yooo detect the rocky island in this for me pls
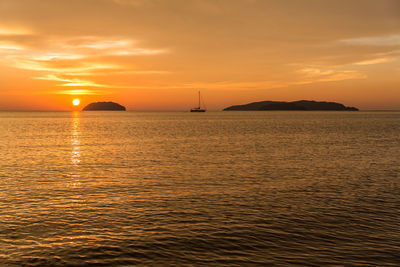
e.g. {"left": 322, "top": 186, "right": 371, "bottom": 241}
{"left": 223, "top": 100, "right": 358, "bottom": 111}
{"left": 82, "top": 101, "right": 126, "bottom": 111}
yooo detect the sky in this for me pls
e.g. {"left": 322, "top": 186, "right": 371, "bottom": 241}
{"left": 0, "top": 0, "right": 399, "bottom": 110}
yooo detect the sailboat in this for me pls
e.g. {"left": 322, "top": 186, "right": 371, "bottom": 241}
{"left": 190, "top": 91, "right": 206, "bottom": 112}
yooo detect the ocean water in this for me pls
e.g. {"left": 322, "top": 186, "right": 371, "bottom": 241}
{"left": 0, "top": 111, "right": 399, "bottom": 266}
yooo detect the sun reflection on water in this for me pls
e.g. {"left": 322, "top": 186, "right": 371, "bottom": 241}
{"left": 70, "top": 111, "right": 81, "bottom": 188}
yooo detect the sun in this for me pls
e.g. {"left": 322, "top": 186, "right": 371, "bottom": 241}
{"left": 72, "top": 98, "right": 80, "bottom": 106}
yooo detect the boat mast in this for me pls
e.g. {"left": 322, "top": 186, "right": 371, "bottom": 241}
{"left": 198, "top": 91, "right": 201, "bottom": 109}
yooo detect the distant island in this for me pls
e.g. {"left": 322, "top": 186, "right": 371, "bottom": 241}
{"left": 82, "top": 102, "right": 126, "bottom": 111}
{"left": 223, "top": 100, "right": 358, "bottom": 111}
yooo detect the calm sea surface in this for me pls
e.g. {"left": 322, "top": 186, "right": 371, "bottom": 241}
{"left": 0, "top": 111, "right": 399, "bottom": 266}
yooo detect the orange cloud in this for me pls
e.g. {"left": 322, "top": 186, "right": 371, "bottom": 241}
{"left": 353, "top": 57, "right": 393, "bottom": 66}
{"left": 0, "top": 35, "right": 169, "bottom": 95}
{"left": 0, "top": 26, "right": 32, "bottom": 36}
{"left": 340, "top": 35, "right": 400, "bottom": 46}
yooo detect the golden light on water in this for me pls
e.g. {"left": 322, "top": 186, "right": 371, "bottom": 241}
{"left": 70, "top": 111, "right": 81, "bottom": 189}
{"left": 72, "top": 99, "right": 80, "bottom": 106}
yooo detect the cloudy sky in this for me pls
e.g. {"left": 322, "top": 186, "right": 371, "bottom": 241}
{"left": 0, "top": 0, "right": 399, "bottom": 110}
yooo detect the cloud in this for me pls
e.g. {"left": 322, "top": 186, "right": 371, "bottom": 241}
{"left": 9, "top": 58, "right": 120, "bottom": 74}
{"left": 0, "top": 34, "right": 169, "bottom": 93}
{"left": 0, "top": 26, "right": 32, "bottom": 36}
{"left": 131, "top": 66, "right": 366, "bottom": 91}
{"left": 30, "top": 89, "right": 112, "bottom": 95}
{"left": 340, "top": 35, "right": 400, "bottom": 46}
{"left": 353, "top": 57, "right": 393, "bottom": 66}
{"left": 110, "top": 48, "right": 168, "bottom": 56}
{"left": 33, "top": 74, "right": 109, "bottom": 87}
{"left": 101, "top": 70, "right": 170, "bottom": 75}
{"left": 0, "top": 36, "right": 169, "bottom": 61}
{"left": 298, "top": 67, "right": 366, "bottom": 83}
{"left": 0, "top": 41, "right": 24, "bottom": 50}
{"left": 74, "top": 39, "right": 132, "bottom": 50}
{"left": 54, "top": 89, "right": 113, "bottom": 95}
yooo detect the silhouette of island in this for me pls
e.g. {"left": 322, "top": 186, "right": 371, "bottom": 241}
{"left": 82, "top": 102, "right": 126, "bottom": 111}
{"left": 224, "top": 100, "right": 358, "bottom": 111}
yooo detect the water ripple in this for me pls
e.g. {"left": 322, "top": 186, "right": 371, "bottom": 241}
{"left": 0, "top": 111, "right": 399, "bottom": 266}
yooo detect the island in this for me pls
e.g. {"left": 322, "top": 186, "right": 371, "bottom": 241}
{"left": 82, "top": 101, "right": 126, "bottom": 111}
{"left": 223, "top": 100, "right": 358, "bottom": 111}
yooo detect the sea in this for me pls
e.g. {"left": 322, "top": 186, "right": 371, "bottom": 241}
{"left": 0, "top": 111, "right": 399, "bottom": 266}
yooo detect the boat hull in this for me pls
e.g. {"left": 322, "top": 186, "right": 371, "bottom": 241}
{"left": 190, "top": 109, "right": 206, "bottom": 112}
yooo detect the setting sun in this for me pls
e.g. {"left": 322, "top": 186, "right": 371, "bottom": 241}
{"left": 72, "top": 99, "right": 80, "bottom": 106}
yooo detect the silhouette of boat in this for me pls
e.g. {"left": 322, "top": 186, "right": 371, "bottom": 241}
{"left": 190, "top": 91, "right": 206, "bottom": 112}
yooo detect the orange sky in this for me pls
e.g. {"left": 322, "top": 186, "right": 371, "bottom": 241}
{"left": 0, "top": 0, "right": 399, "bottom": 110}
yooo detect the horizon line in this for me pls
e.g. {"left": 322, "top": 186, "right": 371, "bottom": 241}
{"left": 1, "top": 109, "right": 400, "bottom": 112}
